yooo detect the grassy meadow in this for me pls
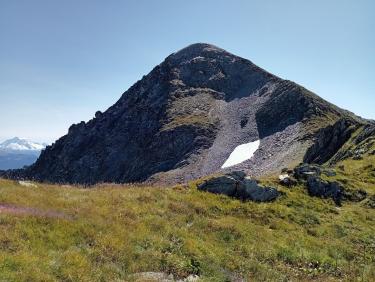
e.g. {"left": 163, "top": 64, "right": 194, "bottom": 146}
{"left": 0, "top": 153, "right": 374, "bottom": 281}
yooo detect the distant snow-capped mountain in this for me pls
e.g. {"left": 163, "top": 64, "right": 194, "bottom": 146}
{"left": 0, "top": 137, "right": 46, "bottom": 152}
{"left": 0, "top": 137, "right": 47, "bottom": 170}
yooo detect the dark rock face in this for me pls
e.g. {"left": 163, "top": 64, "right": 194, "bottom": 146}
{"left": 354, "top": 124, "right": 375, "bottom": 145}
{"left": 328, "top": 123, "right": 375, "bottom": 163}
{"left": 8, "top": 43, "right": 367, "bottom": 184}
{"left": 304, "top": 119, "right": 357, "bottom": 164}
{"left": 255, "top": 82, "right": 338, "bottom": 138}
{"left": 306, "top": 177, "right": 343, "bottom": 206}
{"left": 198, "top": 172, "right": 280, "bottom": 202}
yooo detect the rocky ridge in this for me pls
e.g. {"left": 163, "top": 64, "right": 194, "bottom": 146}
{"left": 3, "top": 43, "right": 371, "bottom": 185}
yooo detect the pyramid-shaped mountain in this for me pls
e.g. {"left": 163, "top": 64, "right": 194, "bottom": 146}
{"left": 17, "top": 43, "right": 367, "bottom": 184}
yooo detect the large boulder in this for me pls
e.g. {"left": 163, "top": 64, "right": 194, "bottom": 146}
{"left": 240, "top": 178, "right": 280, "bottom": 202}
{"left": 197, "top": 174, "right": 240, "bottom": 196}
{"left": 306, "top": 176, "right": 343, "bottom": 206}
{"left": 294, "top": 163, "right": 322, "bottom": 180}
{"left": 198, "top": 171, "right": 280, "bottom": 202}
{"left": 294, "top": 163, "right": 336, "bottom": 180}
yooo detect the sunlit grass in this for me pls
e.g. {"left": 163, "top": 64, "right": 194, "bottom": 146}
{"left": 0, "top": 165, "right": 374, "bottom": 282}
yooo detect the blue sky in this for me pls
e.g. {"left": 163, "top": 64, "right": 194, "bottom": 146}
{"left": 0, "top": 0, "right": 374, "bottom": 143}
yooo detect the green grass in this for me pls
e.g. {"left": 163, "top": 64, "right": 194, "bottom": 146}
{"left": 326, "top": 137, "right": 375, "bottom": 193}
{"left": 0, "top": 140, "right": 374, "bottom": 281}
{"left": 0, "top": 166, "right": 374, "bottom": 282}
{"left": 162, "top": 113, "right": 214, "bottom": 131}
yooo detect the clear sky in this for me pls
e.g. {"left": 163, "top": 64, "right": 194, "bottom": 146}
{"left": 0, "top": 0, "right": 374, "bottom": 143}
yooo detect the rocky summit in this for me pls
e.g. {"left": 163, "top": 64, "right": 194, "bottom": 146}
{"left": 8, "top": 43, "right": 371, "bottom": 184}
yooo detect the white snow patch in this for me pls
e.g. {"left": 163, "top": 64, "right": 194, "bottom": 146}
{"left": 221, "top": 140, "right": 260, "bottom": 169}
{"left": 28, "top": 142, "right": 45, "bottom": 150}
{"left": 6, "top": 143, "right": 29, "bottom": 150}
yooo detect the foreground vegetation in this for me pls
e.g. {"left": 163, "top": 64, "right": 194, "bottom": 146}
{"left": 0, "top": 154, "right": 374, "bottom": 281}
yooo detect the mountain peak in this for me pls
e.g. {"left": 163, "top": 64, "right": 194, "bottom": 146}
{"left": 168, "top": 43, "right": 231, "bottom": 63}
{"left": 0, "top": 137, "right": 46, "bottom": 151}
{"left": 6, "top": 137, "right": 23, "bottom": 143}
{"left": 13, "top": 45, "right": 366, "bottom": 185}
{"left": 175, "top": 43, "right": 225, "bottom": 54}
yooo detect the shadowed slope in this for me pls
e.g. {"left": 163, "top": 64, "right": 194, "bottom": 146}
{"left": 6, "top": 43, "right": 367, "bottom": 184}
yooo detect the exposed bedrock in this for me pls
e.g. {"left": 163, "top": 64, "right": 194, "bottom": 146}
{"left": 291, "top": 163, "right": 369, "bottom": 206}
{"left": 198, "top": 171, "right": 280, "bottom": 202}
{"left": 303, "top": 118, "right": 358, "bottom": 164}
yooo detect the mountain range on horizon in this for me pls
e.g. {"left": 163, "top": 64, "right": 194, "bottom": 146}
{"left": 0, "top": 137, "right": 46, "bottom": 170}
{"left": 0, "top": 137, "right": 47, "bottom": 151}
{"left": 2, "top": 43, "right": 374, "bottom": 184}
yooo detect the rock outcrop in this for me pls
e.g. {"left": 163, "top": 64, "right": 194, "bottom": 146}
{"left": 303, "top": 118, "right": 357, "bottom": 164}
{"left": 198, "top": 171, "right": 280, "bottom": 202}
{"left": 330, "top": 123, "right": 375, "bottom": 163}
{"left": 290, "top": 163, "right": 370, "bottom": 206}
{"left": 306, "top": 177, "right": 343, "bottom": 206}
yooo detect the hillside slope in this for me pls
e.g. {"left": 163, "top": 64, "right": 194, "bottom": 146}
{"left": 0, "top": 122, "right": 374, "bottom": 281}
{"left": 10, "top": 43, "right": 367, "bottom": 184}
{"left": 0, "top": 148, "right": 374, "bottom": 281}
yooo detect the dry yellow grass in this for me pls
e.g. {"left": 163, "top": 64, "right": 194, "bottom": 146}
{"left": 0, "top": 162, "right": 374, "bottom": 282}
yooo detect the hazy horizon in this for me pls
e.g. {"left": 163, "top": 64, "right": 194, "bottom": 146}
{"left": 1, "top": 0, "right": 374, "bottom": 143}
